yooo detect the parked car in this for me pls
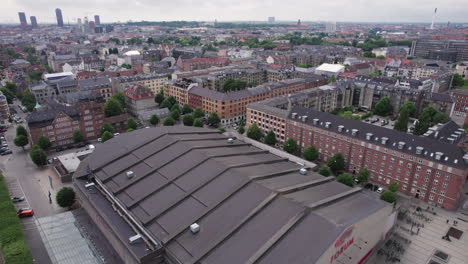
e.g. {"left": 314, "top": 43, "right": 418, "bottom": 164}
{"left": 11, "top": 196, "right": 25, "bottom": 202}
{"left": 0, "top": 147, "right": 9, "bottom": 153}
{"left": 113, "top": 133, "right": 120, "bottom": 137}
{"left": 17, "top": 208, "right": 34, "bottom": 218}
{"left": 364, "top": 183, "right": 374, "bottom": 190}
{"left": 97, "top": 138, "right": 102, "bottom": 142}
{"left": 376, "top": 187, "right": 384, "bottom": 194}
{"left": 1, "top": 149, "right": 12, "bottom": 155}
{"left": 0, "top": 129, "right": 7, "bottom": 132}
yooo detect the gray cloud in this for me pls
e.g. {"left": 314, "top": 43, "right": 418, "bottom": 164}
{"left": 1, "top": 0, "right": 467, "bottom": 24}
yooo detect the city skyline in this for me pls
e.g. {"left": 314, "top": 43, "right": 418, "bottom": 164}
{"left": 1, "top": 0, "right": 468, "bottom": 24}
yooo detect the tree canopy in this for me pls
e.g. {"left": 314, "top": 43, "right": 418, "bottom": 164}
{"left": 101, "top": 131, "right": 114, "bottom": 142}
{"left": 111, "top": 92, "right": 126, "bottom": 109}
{"left": 126, "top": 118, "right": 138, "bottom": 130}
{"left": 388, "top": 182, "right": 399, "bottom": 192}
{"left": 246, "top": 124, "right": 262, "bottom": 140}
{"left": 37, "top": 136, "right": 51, "bottom": 150}
{"left": 104, "top": 98, "right": 123, "bottom": 117}
{"left": 100, "top": 123, "right": 114, "bottom": 135}
{"left": 16, "top": 125, "right": 28, "bottom": 137}
{"left": 413, "top": 106, "right": 450, "bottom": 135}
{"left": 223, "top": 79, "right": 248, "bottom": 92}
{"left": 327, "top": 153, "right": 345, "bottom": 173}
{"left": 373, "top": 97, "right": 393, "bottom": 116}
{"left": 73, "top": 130, "right": 84, "bottom": 143}
{"left": 14, "top": 135, "right": 28, "bottom": 149}
{"left": 21, "top": 89, "right": 36, "bottom": 112}
{"left": 183, "top": 114, "right": 194, "bottom": 126}
{"left": 357, "top": 168, "right": 370, "bottom": 184}
{"left": 319, "top": 165, "right": 332, "bottom": 176}
{"left": 264, "top": 131, "right": 277, "bottom": 146}
{"left": 193, "top": 118, "right": 203, "bottom": 127}
{"left": 155, "top": 91, "right": 165, "bottom": 105}
{"left": 170, "top": 109, "right": 180, "bottom": 120}
{"left": 163, "top": 116, "right": 175, "bottom": 126}
{"left": 182, "top": 104, "right": 192, "bottom": 114}
{"left": 283, "top": 138, "right": 298, "bottom": 154}
{"left": 56, "top": 187, "right": 76, "bottom": 208}
{"left": 150, "top": 114, "right": 160, "bottom": 126}
{"left": 303, "top": 146, "right": 319, "bottom": 161}
{"left": 380, "top": 191, "right": 397, "bottom": 203}
{"left": 30, "top": 145, "right": 47, "bottom": 166}
{"left": 193, "top": 108, "right": 205, "bottom": 119}
{"left": 207, "top": 112, "right": 220, "bottom": 127}
{"left": 452, "top": 73, "right": 464, "bottom": 87}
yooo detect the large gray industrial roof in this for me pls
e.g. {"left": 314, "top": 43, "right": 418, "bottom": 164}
{"left": 76, "top": 127, "right": 388, "bottom": 264}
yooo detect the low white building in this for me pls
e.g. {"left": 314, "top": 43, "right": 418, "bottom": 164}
{"left": 315, "top": 63, "right": 345, "bottom": 77}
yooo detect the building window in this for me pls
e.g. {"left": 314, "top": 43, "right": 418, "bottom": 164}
{"left": 438, "top": 197, "right": 444, "bottom": 204}
{"left": 429, "top": 194, "right": 435, "bottom": 201}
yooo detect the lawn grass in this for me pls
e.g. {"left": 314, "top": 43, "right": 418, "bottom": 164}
{"left": 0, "top": 174, "right": 33, "bottom": 264}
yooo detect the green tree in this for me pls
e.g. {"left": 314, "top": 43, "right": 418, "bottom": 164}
{"left": 183, "top": 114, "right": 194, "bottom": 126}
{"left": 111, "top": 92, "right": 126, "bottom": 108}
{"left": 150, "top": 114, "right": 160, "bottom": 126}
{"left": 328, "top": 75, "right": 337, "bottom": 84}
{"left": 193, "top": 118, "right": 203, "bottom": 127}
{"left": 388, "top": 182, "right": 400, "bottom": 192}
{"left": 238, "top": 125, "right": 245, "bottom": 134}
{"left": 223, "top": 78, "right": 248, "bottom": 92}
{"left": 373, "top": 97, "right": 393, "bottom": 116}
{"left": 400, "top": 102, "right": 416, "bottom": 117}
{"left": 452, "top": 73, "right": 465, "bottom": 87}
{"left": 319, "top": 165, "right": 332, "bottom": 176}
{"left": 0, "top": 88, "right": 14, "bottom": 104}
{"left": 193, "top": 108, "right": 205, "bottom": 119}
{"left": 100, "top": 123, "right": 114, "bottom": 135}
{"left": 357, "top": 168, "right": 370, "bottom": 184}
{"left": 29, "top": 145, "right": 47, "bottom": 166}
{"left": 170, "top": 109, "right": 180, "bottom": 120}
{"left": 264, "top": 130, "right": 277, "bottom": 145}
{"left": 380, "top": 191, "right": 397, "bottom": 203}
{"left": 21, "top": 89, "right": 36, "bottom": 112}
{"left": 163, "top": 116, "right": 175, "bottom": 126}
{"left": 37, "top": 136, "right": 51, "bottom": 150}
{"left": 5, "top": 81, "right": 17, "bottom": 94}
{"left": 246, "top": 124, "right": 262, "bottom": 140}
{"left": 73, "top": 130, "right": 84, "bottom": 143}
{"left": 127, "top": 128, "right": 134, "bottom": 132}
{"left": 337, "top": 173, "right": 355, "bottom": 187}
{"left": 155, "top": 91, "right": 165, "bottom": 105}
{"left": 104, "top": 98, "right": 123, "bottom": 117}
{"left": 413, "top": 120, "right": 429, "bottom": 136}
{"left": 16, "top": 125, "right": 28, "bottom": 137}
{"left": 126, "top": 118, "right": 138, "bottom": 130}
{"left": 303, "top": 146, "right": 319, "bottom": 161}
{"left": 170, "top": 104, "right": 180, "bottom": 112}
{"left": 160, "top": 98, "right": 173, "bottom": 109}
{"left": 327, "top": 153, "right": 345, "bottom": 173}
{"left": 14, "top": 135, "right": 28, "bottom": 149}
{"left": 394, "top": 110, "right": 409, "bottom": 132}
{"left": 283, "top": 138, "right": 298, "bottom": 154}
{"left": 101, "top": 131, "right": 114, "bottom": 142}
{"left": 182, "top": 104, "right": 192, "bottom": 114}
{"left": 207, "top": 112, "right": 220, "bottom": 127}
{"left": 56, "top": 187, "right": 76, "bottom": 208}
{"left": 167, "top": 96, "right": 177, "bottom": 106}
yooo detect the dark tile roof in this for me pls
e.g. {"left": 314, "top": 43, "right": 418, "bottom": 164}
{"left": 289, "top": 107, "right": 467, "bottom": 168}
{"left": 26, "top": 102, "right": 80, "bottom": 128}
{"left": 78, "top": 77, "right": 111, "bottom": 91}
{"left": 75, "top": 127, "right": 388, "bottom": 264}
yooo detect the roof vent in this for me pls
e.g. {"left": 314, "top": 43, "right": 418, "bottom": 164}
{"left": 227, "top": 138, "right": 234, "bottom": 144}
{"left": 302, "top": 115, "right": 308, "bottom": 122}
{"left": 325, "top": 122, "right": 331, "bottom": 128}
{"left": 299, "top": 168, "right": 307, "bottom": 175}
{"left": 454, "top": 159, "right": 458, "bottom": 164}
{"left": 351, "top": 129, "right": 358, "bottom": 136}
{"left": 435, "top": 152, "right": 443, "bottom": 160}
{"left": 190, "top": 223, "right": 200, "bottom": 234}
{"left": 397, "top": 142, "right": 406, "bottom": 150}
{"left": 313, "top": 118, "right": 319, "bottom": 125}
{"left": 338, "top": 125, "right": 344, "bottom": 132}
{"left": 447, "top": 137, "right": 455, "bottom": 144}
{"left": 291, "top": 113, "right": 298, "bottom": 119}
{"left": 366, "top": 133, "right": 373, "bottom": 140}
{"left": 415, "top": 146, "right": 424, "bottom": 155}
{"left": 129, "top": 234, "right": 142, "bottom": 244}
{"left": 126, "top": 171, "right": 135, "bottom": 179}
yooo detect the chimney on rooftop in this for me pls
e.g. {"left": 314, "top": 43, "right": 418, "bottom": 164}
{"left": 435, "top": 152, "right": 443, "bottom": 160}
{"left": 291, "top": 113, "right": 298, "bottom": 119}
{"left": 338, "top": 125, "right": 344, "bottom": 132}
{"left": 351, "top": 129, "right": 358, "bottom": 136}
{"left": 313, "top": 118, "right": 319, "bottom": 125}
{"left": 381, "top": 137, "right": 388, "bottom": 145}
{"left": 366, "top": 133, "right": 373, "bottom": 140}
{"left": 416, "top": 146, "right": 424, "bottom": 154}
{"left": 397, "top": 142, "right": 406, "bottom": 150}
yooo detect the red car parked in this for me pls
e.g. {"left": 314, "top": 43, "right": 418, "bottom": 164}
{"left": 17, "top": 208, "right": 34, "bottom": 218}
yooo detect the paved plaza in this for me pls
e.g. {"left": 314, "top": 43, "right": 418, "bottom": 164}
{"left": 371, "top": 198, "right": 468, "bottom": 264}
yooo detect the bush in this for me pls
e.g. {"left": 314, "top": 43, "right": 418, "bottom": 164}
{"left": 303, "top": 146, "right": 319, "bottom": 161}
{"left": 0, "top": 174, "right": 33, "bottom": 264}
{"left": 283, "top": 138, "right": 297, "bottom": 154}
{"left": 207, "top": 112, "right": 220, "bottom": 127}
{"left": 193, "top": 108, "right": 205, "bottom": 119}
{"left": 170, "top": 109, "right": 180, "bottom": 120}
{"left": 163, "top": 116, "right": 175, "bottom": 126}
{"left": 336, "top": 173, "right": 355, "bottom": 187}
{"left": 182, "top": 104, "right": 192, "bottom": 114}
{"left": 126, "top": 118, "right": 138, "bottom": 130}
{"left": 246, "top": 124, "right": 262, "bottom": 140}
{"left": 56, "top": 187, "right": 76, "bottom": 208}
{"left": 193, "top": 118, "right": 203, "bottom": 127}
{"left": 388, "top": 182, "right": 399, "bottom": 192}
{"left": 183, "top": 114, "right": 194, "bottom": 126}
{"left": 101, "top": 131, "right": 113, "bottom": 142}
{"left": 319, "top": 165, "right": 332, "bottom": 176}
{"left": 150, "top": 114, "right": 160, "bottom": 126}
{"left": 380, "top": 191, "right": 397, "bottom": 203}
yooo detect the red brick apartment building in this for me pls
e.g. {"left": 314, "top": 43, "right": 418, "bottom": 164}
{"left": 27, "top": 97, "right": 128, "bottom": 147}
{"left": 287, "top": 107, "right": 467, "bottom": 210}
{"left": 176, "top": 57, "right": 230, "bottom": 71}
{"left": 247, "top": 105, "right": 468, "bottom": 210}
{"left": 165, "top": 76, "right": 327, "bottom": 124}
{"left": 450, "top": 89, "right": 468, "bottom": 126}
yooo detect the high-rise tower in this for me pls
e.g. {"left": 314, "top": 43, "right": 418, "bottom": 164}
{"left": 18, "top": 12, "right": 27, "bottom": 28}
{"left": 30, "top": 16, "right": 38, "bottom": 28}
{"left": 56, "top": 8, "right": 64, "bottom": 27}
{"left": 430, "top": 8, "right": 437, "bottom": 30}
{"left": 94, "top": 15, "right": 101, "bottom": 25}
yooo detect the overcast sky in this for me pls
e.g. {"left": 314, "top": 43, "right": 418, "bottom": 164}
{"left": 2, "top": 0, "right": 468, "bottom": 24}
